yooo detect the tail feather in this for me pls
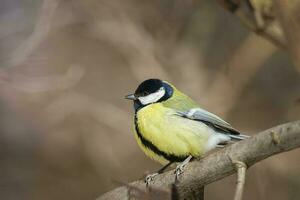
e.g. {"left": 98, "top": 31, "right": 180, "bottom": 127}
{"left": 229, "top": 134, "right": 250, "bottom": 141}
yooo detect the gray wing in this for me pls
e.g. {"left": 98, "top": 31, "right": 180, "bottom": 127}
{"left": 176, "top": 108, "right": 248, "bottom": 139}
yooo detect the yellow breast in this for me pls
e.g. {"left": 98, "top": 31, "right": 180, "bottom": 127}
{"left": 134, "top": 103, "right": 210, "bottom": 164}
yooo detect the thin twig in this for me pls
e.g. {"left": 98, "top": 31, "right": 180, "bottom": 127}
{"left": 10, "top": 0, "right": 60, "bottom": 67}
{"left": 216, "top": 0, "right": 286, "bottom": 48}
{"left": 273, "top": 0, "right": 300, "bottom": 73}
{"left": 233, "top": 161, "right": 247, "bottom": 200}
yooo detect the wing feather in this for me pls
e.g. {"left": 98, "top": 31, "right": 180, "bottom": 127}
{"left": 176, "top": 108, "right": 241, "bottom": 136}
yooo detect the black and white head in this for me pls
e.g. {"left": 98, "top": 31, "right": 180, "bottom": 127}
{"left": 125, "top": 79, "right": 173, "bottom": 110}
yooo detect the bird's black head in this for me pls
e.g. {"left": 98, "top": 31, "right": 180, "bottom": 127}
{"left": 135, "top": 79, "right": 164, "bottom": 97}
{"left": 125, "top": 79, "right": 173, "bottom": 110}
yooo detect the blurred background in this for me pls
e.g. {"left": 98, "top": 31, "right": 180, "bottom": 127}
{"left": 0, "top": 0, "right": 299, "bottom": 199}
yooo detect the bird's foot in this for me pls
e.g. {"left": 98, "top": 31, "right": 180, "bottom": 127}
{"left": 174, "top": 155, "right": 193, "bottom": 181}
{"left": 145, "top": 173, "right": 158, "bottom": 186}
{"left": 174, "top": 162, "right": 187, "bottom": 180}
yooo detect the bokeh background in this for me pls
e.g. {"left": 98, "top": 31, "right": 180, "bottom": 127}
{"left": 0, "top": 0, "right": 299, "bottom": 199}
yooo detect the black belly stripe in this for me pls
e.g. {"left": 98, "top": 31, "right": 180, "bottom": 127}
{"left": 134, "top": 114, "right": 187, "bottom": 162}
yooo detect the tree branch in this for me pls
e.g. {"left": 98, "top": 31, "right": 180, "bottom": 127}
{"left": 97, "top": 121, "right": 300, "bottom": 200}
{"left": 216, "top": 0, "right": 286, "bottom": 48}
{"left": 273, "top": 0, "right": 300, "bottom": 73}
{"left": 233, "top": 161, "right": 247, "bottom": 200}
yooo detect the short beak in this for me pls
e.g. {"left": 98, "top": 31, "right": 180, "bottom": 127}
{"left": 125, "top": 94, "right": 137, "bottom": 100}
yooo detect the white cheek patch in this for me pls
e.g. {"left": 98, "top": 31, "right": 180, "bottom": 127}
{"left": 138, "top": 87, "right": 165, "bottom": 105}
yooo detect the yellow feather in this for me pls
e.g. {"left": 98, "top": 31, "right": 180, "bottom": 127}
{"left": 162, "top": 82, "right": 198, "bottom": 111}
{"left": 134, "top": 103, "right": 211, "bottom": 164}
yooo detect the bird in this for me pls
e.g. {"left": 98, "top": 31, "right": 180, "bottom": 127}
{"left": 125, "top": 78, "right": 249, "bottom": 184}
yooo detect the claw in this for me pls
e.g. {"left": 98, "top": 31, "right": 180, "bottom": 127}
{"left": 145, "top": 173, "right": 158, "bottom": 186}
{"left": 174, "top": 162, "right": 187, "bottom": 180}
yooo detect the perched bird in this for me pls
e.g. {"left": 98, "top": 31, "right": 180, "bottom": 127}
{"left": 125, "top": 79, "right": 249, "bottom": 184}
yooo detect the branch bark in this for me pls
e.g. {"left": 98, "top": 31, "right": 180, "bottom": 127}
{"left": 97, "top": 120, "right": 300, "bottom": 200}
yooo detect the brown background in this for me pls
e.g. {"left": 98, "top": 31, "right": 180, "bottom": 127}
{"left": 0, "top": 0, "right": 299, "bottom": 199}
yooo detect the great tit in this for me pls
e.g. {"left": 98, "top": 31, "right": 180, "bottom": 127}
{"left": 125, "top": 79, "right": 249, "bottom": 184}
